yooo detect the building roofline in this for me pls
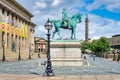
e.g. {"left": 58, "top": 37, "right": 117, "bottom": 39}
{"left": 13, "top": 0, "right": 33, "bottom": 17}
{"left": 34, "top": 37, "right": 47, "bottom": 42}
{"left": 112, "top": 34, "right": 120, "bottom": 37}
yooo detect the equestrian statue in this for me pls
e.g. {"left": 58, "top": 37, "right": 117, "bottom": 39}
{"left": 50, "top": 9, "right": 82, "bottom": 40}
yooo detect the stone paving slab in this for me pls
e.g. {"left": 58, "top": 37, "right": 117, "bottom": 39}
{"left": 96, "top": 75, "right": 112, "bottom": 80}
{"left": 81, "top": 75, "right": 96, "bottom": 80}
{"left": 1, "top": 74, "right": 120, "bottom": 80}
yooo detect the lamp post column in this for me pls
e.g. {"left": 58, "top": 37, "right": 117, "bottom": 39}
{"left": 47, "top": 30, "right": 50, "bottom": 61}
{"left": 43, "top": 18, "right": 54, "bottom": 76}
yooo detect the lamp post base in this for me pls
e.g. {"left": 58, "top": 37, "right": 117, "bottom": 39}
{"left": 43, "top": 61, "right": 54, "bottom": 76}
{"left": 43, "top": 68, "right": 54, "bottom": 76}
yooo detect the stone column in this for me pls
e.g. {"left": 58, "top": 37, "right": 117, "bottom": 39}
{"left": 6, "top": 11, "right": 11, "bottom": 49}
{"left": 13, "top": 14, "right": 15, "bottom": 48}
{"left": 8, "top": 12, "right": 12, "bottom": 49}
{"left": 28, "top": 24, "right": 31, "bottom": 52}
{"left": 0, "top": 5, "right": 2, "bottom": 48}
{"left": 26, "top": 23, "right": 29, "bottom": 50}
{"left": 15, "top": 16, "right": 18, "bottom": 49}
{"left": 20, "top": 19, "right": 22, "bottom": 49}
{"left": 23, "top": 22, "right": 25, "bottom": 49}
{"left": 85, "top": 14, "right": 89, "bottom": 42}
{"left": 29, "top": 27, "right": 32, "bottom": 46}
{"left": 4, "top": 8, "right": 7, "bottom": 48}
{"left": 24, "top": 22, "right": 27, "bottom": 50}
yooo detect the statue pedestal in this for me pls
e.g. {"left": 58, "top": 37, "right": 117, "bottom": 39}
{"left": 50, "top": 40, "right": 83, "bottom": 66}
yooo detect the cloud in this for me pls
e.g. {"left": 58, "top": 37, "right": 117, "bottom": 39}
{"left": 34, "top": 25, "right": 47, "bottom": 37}
{"left": 33, "top": 1, "right": 47, "bottom": 9}
{"left": 33, "top": 7, "right": 120, "bottom": 40}
{"left": 88, "top": 14, "right": 120, "bottom": 39}
{"left": 51, "top": 0, "right": 62, "bottom": 7}
{"left": 16, "top": 0, "right": 120, "bottom": 40}
{"left": 33, "top": 10, "right": 41, "bottom": 15}
{"left": 86, "top": 0, "right": 120, "bottom": 12}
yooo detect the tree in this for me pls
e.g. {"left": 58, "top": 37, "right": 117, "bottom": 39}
{"left": 81, "top": 41, "right": 90, "bottom": 53}
{"left": 90, "top": 40, "right": 98, "bottom": 53}
{"left": 90, "top": 37, "right": 110, "bottom": 56}
{"left": 99, "top": 37, "right": 110, "bottom": 52}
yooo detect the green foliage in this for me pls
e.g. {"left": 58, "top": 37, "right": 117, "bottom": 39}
{"left": 98, "top": 37, "right": 111, "bottom": 52}
{"left": 90, "top": 40, "right": 98, "bottom": 53}
{"left": 90, "top": 37, "right": 111, "bottom": 55}
{"left": 81, "top": 37, "right": 110, "bottom": 56}
{"left": 81, "top": 41, "right": 90, "bottom": 51}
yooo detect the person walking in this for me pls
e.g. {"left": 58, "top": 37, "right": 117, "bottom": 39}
{"left": 38, "top": 44, "right": 40, "bottom": 58}
{"left": 93, "top": 54, "right": 96, "bottom": 61}
{"left": 117, "top": 51, "right": 120, "bottom": 61}
{"left": 83, "top": 55, "right": 89, "bottom": 66}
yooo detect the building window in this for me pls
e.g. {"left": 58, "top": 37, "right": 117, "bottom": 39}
{"left": 7, "top": 11, "right": 9, "bottom": 16}
{"left": 2, "top": 8, "right": 5, "bottom": 21}
{"left": 2, "top": 8, "right": 4, "bottom": 14}
{"left": 11, "top": 14, "right": 14, "bottom": 26}
{"left": 118, "top": 41, "right": 119, "bottom": 43}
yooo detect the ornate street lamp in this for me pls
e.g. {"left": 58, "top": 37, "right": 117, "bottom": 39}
{"left": 18, "top": 41, "right": 21, "bottom": 61}
{"left": 43, "top": 18, "right": 54, "bottom": 76}
{"left": 2, "top": 40, "right": 6, "bottom": 62}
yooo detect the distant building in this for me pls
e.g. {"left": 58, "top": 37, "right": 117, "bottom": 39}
{"left": 108, "top": 34, "right": 120, "bottom": 49}
{"left": 34, "top": 37, "right": 47, "bottom": 54}
{"left": 0, "top": 0, "right": 36, "bottom": 60}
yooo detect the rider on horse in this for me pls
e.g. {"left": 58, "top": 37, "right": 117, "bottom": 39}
{"left": 62, "top": 9, "right": 71, "bottom": 29}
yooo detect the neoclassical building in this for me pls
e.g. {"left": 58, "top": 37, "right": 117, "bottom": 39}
{"left": 34, "top": 37, "right": 47, "bottom": 54}
{"left": 0, "top": 0, "right": 36, "bottom": 61}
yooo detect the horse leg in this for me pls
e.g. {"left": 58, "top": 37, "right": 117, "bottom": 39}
{"left": 58, "top": 32, "right": 62, "bottom": 39}
{"left": 57, "top": 28, "right": 62, "bottom": 39}
{"left": 74, "top": 32, "right": 76, "bottom": 39}
{"left": 73, "top": 28, "right": 76, "bottom": 39}
{"left": 71, "top": 29, "right": 73, "bottom": 39}
{"left": 52, "top": 30, "right": 56, "bottom": 39}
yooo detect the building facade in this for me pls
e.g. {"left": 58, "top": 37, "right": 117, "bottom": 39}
{"left": 0, "top": 0, "right": 36, "bottom": 61}
{"left": 108, "top": 34, "right": 120, "bottom": 49}
{"left": 34, "top": 37, "right": 47, "bottom": 54}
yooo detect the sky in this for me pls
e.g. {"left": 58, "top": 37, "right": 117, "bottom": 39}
{"left": 16, "top": 0, "right": 120, "bottom": 40}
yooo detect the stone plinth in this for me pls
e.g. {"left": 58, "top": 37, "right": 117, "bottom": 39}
{"left": 50, "top": 40, "right": 83, "bottom": 66}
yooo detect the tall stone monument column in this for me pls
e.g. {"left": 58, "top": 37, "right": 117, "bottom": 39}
{"left": 85, "top": 14, "right": 89, "bottom": 42}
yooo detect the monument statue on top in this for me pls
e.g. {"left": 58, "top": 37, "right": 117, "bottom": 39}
{"left": 50, "top": 9, "right": 82, "bottom": 40}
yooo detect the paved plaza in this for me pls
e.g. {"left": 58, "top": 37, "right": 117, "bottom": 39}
{"left": 1, "top": 74, "right": 120, "bottom": 80}
{"left": 0, "top": 55, "right": 120, "bottom": 79}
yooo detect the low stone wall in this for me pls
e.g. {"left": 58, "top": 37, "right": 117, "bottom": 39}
{"left": 104, "top": 52, "right": 119, "bottom": 61}
{"left": 0, "top": 48, "right": 38, "bottom": 61}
